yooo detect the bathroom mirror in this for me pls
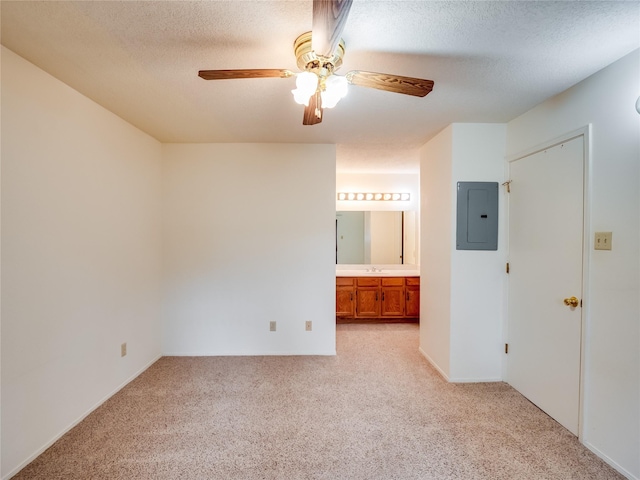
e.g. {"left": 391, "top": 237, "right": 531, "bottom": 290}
{"left": 336, "top": 211, "right": 419, "bottom": 265}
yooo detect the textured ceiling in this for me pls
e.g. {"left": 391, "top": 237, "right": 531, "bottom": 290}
{"left": 2, "top": 1, "right": 639, "bottom": 173}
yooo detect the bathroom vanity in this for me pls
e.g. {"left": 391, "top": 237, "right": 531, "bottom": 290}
{"left": 336, "top": 268, "right": 419, "bottom": 323}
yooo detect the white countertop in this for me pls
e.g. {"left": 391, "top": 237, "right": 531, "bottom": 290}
{"left": 336, "top": 265, "right": 420, "bottom": 277}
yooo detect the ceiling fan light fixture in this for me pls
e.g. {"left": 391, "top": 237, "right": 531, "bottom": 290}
{"left": 199, "top": 3, "right": 433, "bottom": 126}
{"left": 292, "top": 71, "right": 319, "bottom": 106}
{"left": 321, "top": 75, "right": 348, "bottom": 108}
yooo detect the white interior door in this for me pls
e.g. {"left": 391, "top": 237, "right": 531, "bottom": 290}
{"left": 507, "top": 135, "right": 584, "bottom": 436}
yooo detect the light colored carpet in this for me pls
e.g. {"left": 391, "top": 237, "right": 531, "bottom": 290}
{"left": 14, "top": 323, "right": 623, "bottom": 479}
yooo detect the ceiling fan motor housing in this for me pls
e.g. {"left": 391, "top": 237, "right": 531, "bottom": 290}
{"left": 294, "top": 31, "right": 345, "bottom": 79}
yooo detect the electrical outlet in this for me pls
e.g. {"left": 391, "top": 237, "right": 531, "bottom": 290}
{"left": 270, "top": 321, "right": 276, "bottom": 332}
{"left": 305, "top": 321, "right": 312, "bottom": 332}
{"left": 121, "top": 342, "right": 127, "bottom": 357}
{"left": 594, "top": 232, "right": 612, "bottom": 250}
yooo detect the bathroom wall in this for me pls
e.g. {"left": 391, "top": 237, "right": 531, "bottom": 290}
{"left": 336, "top": 173, "right": 419, "bottom": 212}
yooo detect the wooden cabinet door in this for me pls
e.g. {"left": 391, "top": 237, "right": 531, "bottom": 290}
{"left": 405, "top": 285, "right": 420, "bottom": 318}
{"left": 356, "top": 287, "right": 380, "bottom": 317}
{"left": 337, "top": 276, "right": 419, "bottom": 321}
{"left": 336, "top": 286, "right": 354, "bottom": 317}
{"left": 381, "top": 286, "right": 404, "bottom": 316}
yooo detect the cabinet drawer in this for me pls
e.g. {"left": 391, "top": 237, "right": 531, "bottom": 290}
{"left": 406, "top": 277, "right": 420, "bottom": 286}
{"left": 357, "top": 277, "right": 380, "bottom": 287}
{"left": 382, "top": 277, "right": 404, "bottom": 286}
{"left": 336, "top": 277, "right": 355, "bottom": 286}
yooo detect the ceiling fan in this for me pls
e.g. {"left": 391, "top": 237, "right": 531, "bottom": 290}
{"left": 198, "top": 0, "right": 434, "bottom": 125}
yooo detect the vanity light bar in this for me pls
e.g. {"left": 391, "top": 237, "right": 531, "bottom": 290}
{"left": 337, "top": 192, "right": 410, "bottom": 201}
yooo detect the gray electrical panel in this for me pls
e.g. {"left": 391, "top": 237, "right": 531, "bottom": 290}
{"left": 456, "top": 182, "right": 498, "bottom": 250}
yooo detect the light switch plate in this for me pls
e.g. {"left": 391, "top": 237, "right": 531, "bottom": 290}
{"left": 594, "top": 232, "right": 612, "bottom": 250}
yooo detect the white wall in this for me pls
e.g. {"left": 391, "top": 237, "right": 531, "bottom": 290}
{"left": 419, "top": 124, "right": 506, "bottom": 382}
{"left": 506, "top": 49, "right": 640, "bottom": 480}
{"left": 403, "top": 210, "right": 419, "bottom": 265}
{"left": 162, "top": 143, "right": 336, "bottom": 356}
{"left": 419, "top": 126, "right": 453, "bottom": 377}
{"left": 450, "top": 124, "right": 506, "bottom": 382}
{"left": 1, "top": 47, "right": 163, "bottom": 478}
{"left": 336, "top": 173, "right": 419, "bottom": 212}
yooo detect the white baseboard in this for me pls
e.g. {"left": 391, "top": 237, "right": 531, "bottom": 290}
{"left": 418, "top": 346, "right": 450, "bottom": 381}
{"left": 418, "top": 347, "right": 502, "bottom": 384}
{"left": 3, "top": 354, "right": 162, "bottom": 480}
{"left": 583, "top": 441, "right": 638, "bottom": 480}
{"left": 163, "top": 350, "right": 337, "bottom": 356}
{"left": 448, "top": 377, "right": 504, "bottom": 383}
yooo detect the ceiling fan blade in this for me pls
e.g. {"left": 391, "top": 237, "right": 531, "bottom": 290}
{"left": 303, "top": 91, "right": 323, "bottom": 125}
{"left": 198, "top": 69, "right": 293, "bottom": 80}
{"left": 312, "top": 0, "right": 353, "bottom": 57}
{"left": 345, "top": 71, "right": 434, "bottom": 97}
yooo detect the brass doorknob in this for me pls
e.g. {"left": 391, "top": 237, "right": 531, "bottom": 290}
{"left": 563, "top": 296, "right": 579, "bottom": 308}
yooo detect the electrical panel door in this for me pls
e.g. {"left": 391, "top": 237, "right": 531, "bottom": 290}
{"left": 456, "top": 182, "right": 498, "bottom": 250}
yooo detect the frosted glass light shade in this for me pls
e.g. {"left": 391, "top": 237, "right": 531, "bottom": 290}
{"left": 321, "top": 75, "right": 348, "bottom": 108}
{"left": 292, "top": 72, "right": 318, "bottom": 106}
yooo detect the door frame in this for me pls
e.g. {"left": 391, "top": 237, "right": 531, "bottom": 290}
{"left": 505, "top": 125, "right": 592, "bottom": 441}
